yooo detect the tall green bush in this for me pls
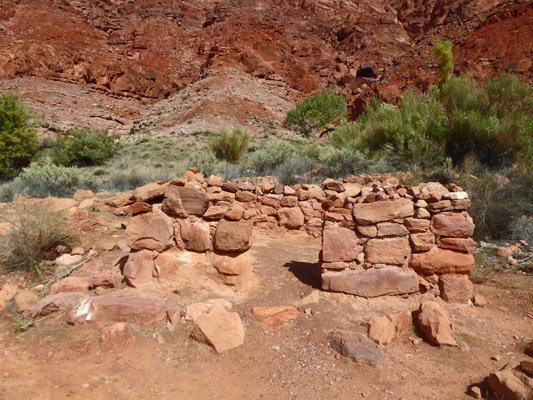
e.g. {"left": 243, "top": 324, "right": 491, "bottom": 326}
{"left": 209, "top": 127, "right": 250, "bottom": 163}
{"left": 0, "top": 94, "right": 38, "bottom": 177}
{"left": 42, "top": 128, "right": 115, "bottom": 167}
{"left": 284, "top": 89, "right": 347, "bottom": 136}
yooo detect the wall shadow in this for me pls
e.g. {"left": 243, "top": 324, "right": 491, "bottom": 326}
{"left": 283, "top": 260, "right": 321, "bottom": 289}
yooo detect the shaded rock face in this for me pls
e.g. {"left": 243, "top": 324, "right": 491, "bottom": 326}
{"left": 329, "top": 330, "right": 384, "bottom": 366}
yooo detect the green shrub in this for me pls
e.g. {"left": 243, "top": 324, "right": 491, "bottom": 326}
{"left": 320, "top": 147, "right": 371, "bottom": 178}
{"left": 328, "top": 122, "right": 365, "bottom": 150}
{"left": 442, "top": 74, "right": 533, "bottom": 167}
{"left": 188, "top": 148, "right": 219, "bottom": 177}
{"left": 275, "top": 155, "right": 317, "bottom": 185}
{"left": 284, "top": 89, "right": 347, "bottom": 136}
{"left": 458, "top": 164, "right": 533, "bottom": 240}
{"left": 249, "top": 140, "right": 297, "bottom": 175}
{"left": 0, "top": 94, "right": 38, "bottom": 177}
{"left": 0, "top": 203, "right": 78, "bottom": 277}
{"left": 42, "top": 128, "right": 115, "bottom": 166}
{"left": 209, "top": 128, "right": 250, "bottom": 163}
{"left": 433, "top": 39, "right": 454, "bottom": 85}
{"left": 104, "top": 166, "right": 179, "bottom": 193}
{"left": 4, "top": 161, "right": 101, "bottom": 200}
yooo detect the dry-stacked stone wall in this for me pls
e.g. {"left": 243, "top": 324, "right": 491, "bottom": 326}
{"left": 99, "top": 168, "right": 475, "bottom": 301}
{"left": 320, "top": 181, "right": 476, "bottom": 302}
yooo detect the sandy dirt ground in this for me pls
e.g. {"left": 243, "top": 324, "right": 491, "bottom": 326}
{"left": 0, "top": 234, "right": 532, "bottom": 400}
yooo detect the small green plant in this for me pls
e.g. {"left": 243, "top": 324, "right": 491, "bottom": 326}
{"left": 433, "top": 39, "right": 454, "bottom": 86}
{"left": 284, "top": 89, "right": 347, "bottom": 137}
{"left": 209, "top": 127, "right": 250, "bottom": 163}
{"left": 0, "top": 94, "right": 38, "bottom": 178}
{"left": 0, "top": 203, "right": 78, "bottom": 277}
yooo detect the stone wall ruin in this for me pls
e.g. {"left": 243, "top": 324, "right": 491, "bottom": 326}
{"left": 102, "top": 169, "right": 475, "bottom": 303}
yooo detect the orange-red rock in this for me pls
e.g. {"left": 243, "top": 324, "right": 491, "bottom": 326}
{"left": 353, "top": 198, "right": 414, "bottom": 225}
{"left": 437, "top": 237, "right": 476, "bottom": 253}
{"left": 126, "top": 212, "right": 173, "bottom": 252}
{"left": 438, "top": 274, "right": 473, "bottom": 304}
{"left": 430, "top": 212, "right": 475, "bottom": 238}
{"left": 409, "top": 231, "right": 435, "bottom": 252}
{"left": 68, "top": 292, "right": 167, "bottom": 329}
{"left": 123, "top": 250, "right": 154, "bottom": 288}
{"left": 322, "top": 222, "right": 362, "bottom": 262}
{"left": 99, "top": 323, "right": 135, "bottom": 353}
{"left": 278, "top": 207, "right": 305, "bottom": 229}
{"left": 251, "top": 306, "right": 299, "bottom": 327}
{"left": 180, "top": 220, "right": 211, "bottom": 252}
{"left": 416, "top": 301, "right": 458, "bottom": 347}
{"left": 161, "top": 186, "right": 209, "bottom": 217}
{"left": 322, "top": 268, "right": 419, "bottom": 297}
{"left": 364, "top": 237, "right": 410, "bottom": 265}
{"left": 214, "top": 219, "right": 253, "bottom": 252}
{"left": 409, "top": 249, "right": 475, "bottom": 275}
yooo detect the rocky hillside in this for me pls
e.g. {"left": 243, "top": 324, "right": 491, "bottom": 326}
{"left": 0, "top": 0, "right": 531, "bottom": 136}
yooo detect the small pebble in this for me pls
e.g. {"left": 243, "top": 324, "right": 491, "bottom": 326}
{"left": 491, "top": 355, "right": 501, "bottom": 361}
{"left": 81, "top": 383, "right": 90, "bottom": 388}
{"left": 3, "top": 372, "right": 10, "bottom": 378}
{"left": 47, "top": 351, "right": 54, "bottom": 357}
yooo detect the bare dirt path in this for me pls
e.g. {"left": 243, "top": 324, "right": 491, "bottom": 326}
{"left": 0, "top": 235, "right": 532, "bottom": 400}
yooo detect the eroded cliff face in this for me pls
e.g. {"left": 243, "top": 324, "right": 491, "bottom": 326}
{"left": 0, "top": 0, "right": 531, "bottom": 135}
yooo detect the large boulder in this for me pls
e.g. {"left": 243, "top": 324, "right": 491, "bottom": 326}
{"left": 161, "top": 186, "right": 209, "bottom": 217}
{"left": 409, "top": 249, "right": 474, "bottom": 275}
{"left": 416, "top": 301, "right": 458, "bottom": 347}
{"left": 68, "top": 291, "right": 168, "bottom": 329}
{"left": 430, "top": 212, "right": 475, "bottom": 238}
{"left": 364, "top": 237, "right": 410, "bottom": 265}
{"left": 322, "top": 268, "right": 419, "bottom": 298}
{"left": 322, "top": 222, "right": 362, "bottom": 263}
{"left": 352, "top": 198, "right": 414, "bottom": 225}
{"left": 329, "top": 330, "right": 384, "bottom": 366}
{"left": 190, "top": 305, "right": 245, "bottom": 353}
{"left": 126, "top": 212, "right": 173, "bottom": 252}
{"left": 214, "top": 219, "right": 253, "bottom": 252}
